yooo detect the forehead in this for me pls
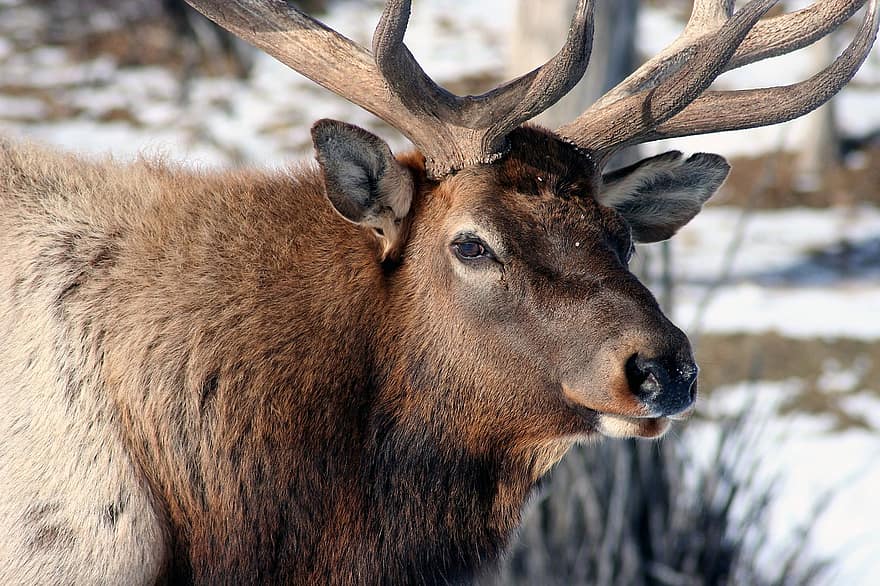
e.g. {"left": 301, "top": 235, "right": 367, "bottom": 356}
{"left": 493, "top": 126, "right": 600, "bottom": 199}
{"left": 438, "top": 127, "right": 629, "bottom": 245}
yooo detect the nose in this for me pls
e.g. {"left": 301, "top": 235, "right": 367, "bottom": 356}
{"left": 625, "top": 353, "right": 697, "bottom": 417}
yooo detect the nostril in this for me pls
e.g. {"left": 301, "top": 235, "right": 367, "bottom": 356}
{"left": 625, "top": 353, "right": 697, "bottom": 417}
{"left": 625, "top": 354, "right": 667, "bottom": 402}
{"left": 624, "top": 353, "right": 646, "bottom": 393}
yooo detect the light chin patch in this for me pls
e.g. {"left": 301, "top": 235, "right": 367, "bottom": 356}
{"left": 597, "top": 414, "right": 671, "bottom": 439}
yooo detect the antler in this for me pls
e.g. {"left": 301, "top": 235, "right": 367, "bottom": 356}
{"left": 185, "top": 0, "right": 595, "bottom": 179}
{"left": 557, "top": 0, "right": 880, "bottom": 164}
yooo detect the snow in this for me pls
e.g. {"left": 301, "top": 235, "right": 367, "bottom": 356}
{"left": 674, "top": 206, "right": 880, "bottom": 278}
{"left": 0, "top": 37, "right": 12, "bottom": 61}
{"left": 2, "top": 0, "right": 880, "bottom": 582}
{"left": 690, "top": 381, "right": 880, "bottom": 586}
{"left": 664, "top": 206, "right": 880, "bottom": 339}
{"left": 0, "top": 95, "right": 47, "bottom": 119}
{"left": 677, "top": 284, "right": 880, "bottom": 339}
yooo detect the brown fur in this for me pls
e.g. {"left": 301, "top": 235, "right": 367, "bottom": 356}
{"left": 0, "top": 127, "right": 708, "bottom": 584}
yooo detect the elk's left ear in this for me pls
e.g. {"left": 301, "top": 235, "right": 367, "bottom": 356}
{"left": 598, "top": 151, "right": 730, "bottom": 243}
{"left": 312, "top": 119, "right": 413, "bottom": 259}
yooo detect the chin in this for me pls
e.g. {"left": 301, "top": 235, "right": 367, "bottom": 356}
{"left": 596, "top": 413, "right": 672, "bottom": 439}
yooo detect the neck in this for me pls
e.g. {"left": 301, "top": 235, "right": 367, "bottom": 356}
{"left": 329, "top": 331, "right": 541, "bottom": 583}
{"left": 328, "top": 418, "right": 533, "bottom": 584}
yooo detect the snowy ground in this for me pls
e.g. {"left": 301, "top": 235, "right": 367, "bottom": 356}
{"left": 691, "top": 380, "right": 880, "bottom": 585}
{"left": 671, "top": 205, "right": 880, "bottom": 340}
{"left": 2, "top": 0, "right": 879, "bottom": 583}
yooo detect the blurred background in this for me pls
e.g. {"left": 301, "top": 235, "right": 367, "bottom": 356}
{"left": 1, "top": 0, "right": 878, "bottom": 583}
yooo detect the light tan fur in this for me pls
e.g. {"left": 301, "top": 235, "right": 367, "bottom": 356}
{"left": 0, "top": 140, "right": 175, "bottom": 582}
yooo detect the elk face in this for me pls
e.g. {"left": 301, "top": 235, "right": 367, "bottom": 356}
{"left": 313, "top": 121, "right": 729, "bottom": 442}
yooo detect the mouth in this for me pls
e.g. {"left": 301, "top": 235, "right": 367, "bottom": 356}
{"left": 595, "top": 412, "right": 671, "bottom": 439}
{"left": 562, "top": 384, "right": 694, "bottom": 439}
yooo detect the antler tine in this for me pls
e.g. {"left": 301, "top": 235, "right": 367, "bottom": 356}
{"left": 372, "top": 0, "right": 457, "bottom": 117}
{"left": 460, "top": 0, "right": 594, "bottom": 135}
{"left": 182, "top": 1, "right": 408, "bottom": 139}
{"left": 728, "top": 0, "right": 868, "bottom": 71}
{"left": 368, "top": 0, "right": 467, "bottom": 176}
{"left": 585, "top": 0, "right": 738, "bottom": 114}
{"left": 186, "top": 0, "right": 595, "bottom": 179}
{"left": 373, "top": 0, "right": 595, "bottom": 176}
{"left": 574, "top": 0, "right": 867, "bottom": 131}
{"left": 556, "top": 0, "right": 778, "bottom": 160}
{"left": 645, "top": 0, "right": 879, "bottom": 142}
{"left": 688, "top": 0, "right": 735, "bottom": 28}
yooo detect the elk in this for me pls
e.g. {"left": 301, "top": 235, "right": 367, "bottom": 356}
{"left": 0, "top": 0, "right": 876, "bottom": 583}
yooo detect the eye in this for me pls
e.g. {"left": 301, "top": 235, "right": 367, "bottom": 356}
{"left": 608, "top": 232, "right": 635, "bottom": 265}
{"left": 624, "top": 242, "right": 635, "bottom": 264}
{"left": 451, "top": 239, "right": 492, "bottom": 261}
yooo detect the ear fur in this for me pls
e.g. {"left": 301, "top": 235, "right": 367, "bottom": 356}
{"left": 311, "top": 119, "right": 413, "bottom": 259}
{"left": 598, "top": 151, "right": 730, "bottom": 243}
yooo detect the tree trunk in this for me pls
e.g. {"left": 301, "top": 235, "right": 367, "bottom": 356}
{"left": 793, "top": 34, "right": 839, "bottom": 195}
{"left": 509, "top": 0, "right": 639, "bottom": 131}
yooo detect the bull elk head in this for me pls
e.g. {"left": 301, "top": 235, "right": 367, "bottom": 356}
{"left": 185, "top": 0, "right": 877, "bottom": 438}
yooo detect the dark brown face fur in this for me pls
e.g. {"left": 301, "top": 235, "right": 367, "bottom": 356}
{"left": 378, "top": 128, "right": 697, "bottom": 465}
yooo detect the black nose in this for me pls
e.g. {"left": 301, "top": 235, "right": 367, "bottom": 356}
{"left": 625, "top": 354, "right": 697, "bottom": 417}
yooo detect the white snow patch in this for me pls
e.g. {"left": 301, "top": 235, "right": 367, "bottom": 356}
{"left": 0, "top": 95, "right": 47, "bottom": 119}
{"left": 817, "top": 358, "right": 871, "bottom": 394}
{"left": 839, "top": 392, "right": 880, "bottom": 430}
{"left": 0, "top": 37, "right": 12, "bottom": 61}
{"left": 689, "top": 382, "right": 880, "bottom": 586}
{"left": 647, "top": 206, "right": 880, "bottom": 339}
{"left": 675, "top": 283, "right": 880, "bottom": 340}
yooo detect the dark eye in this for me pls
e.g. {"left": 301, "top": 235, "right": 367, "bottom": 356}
{"left": 452, "top": 240, "right": 488, "bottom": 261}
{"left": 624, "top": 242, "right": 635, "bottom": 264}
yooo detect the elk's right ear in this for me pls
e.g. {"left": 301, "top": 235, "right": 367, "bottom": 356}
{"left": 598, "top": 151, "right": 730, "bottom": 243}
{"left": 312, "top": 119, "right": 413, "bottom": 259}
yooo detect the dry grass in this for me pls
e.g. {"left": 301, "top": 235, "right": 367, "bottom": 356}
{"left": 717, "top": 147, "right": 880, "bottom": 209}
{"left": 488, "top": 413, "right": 832, "bottom": 586}
{"left": 695, "top": 332, "right": 879, "bottom": 431}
